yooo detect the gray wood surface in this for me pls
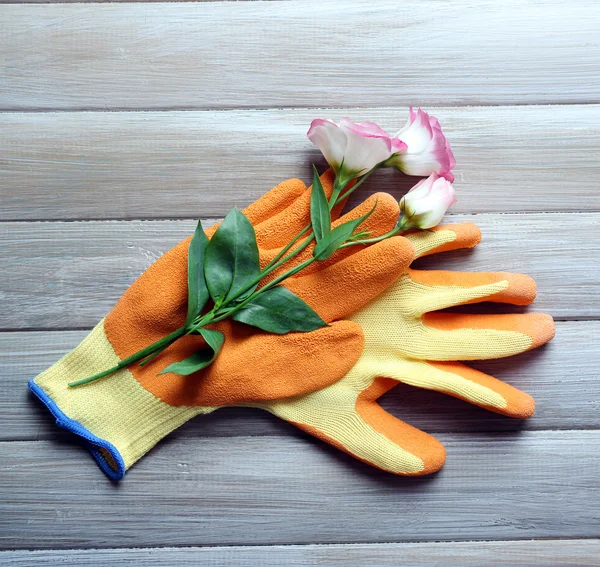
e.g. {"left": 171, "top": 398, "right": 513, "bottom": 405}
{"left": 2, "top": 540, "right": 599, "bottom": 567}
{"left": 2, "top": 105, "right": 599, "bottom": 220}
{"left": 1, "top": 0, "right": 598, "bottom": 563}
{"left": 1, "top": 213, "right": 597, "bottom": 330}
{"left": 2, "top": 321, "right": 598, "bottom": 442}
{"left": 1, "top": 1, "right": 599, "bottom": 110}
{"left": 0, "top": 431, "right": 598, "bottom": 549}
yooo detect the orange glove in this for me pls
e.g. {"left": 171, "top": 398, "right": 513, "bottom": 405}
{"left": 262, "top": 223, "right": 555, "bottom": 475}
{"left": 29, "top": 172, "right": 414, "bottom": 479}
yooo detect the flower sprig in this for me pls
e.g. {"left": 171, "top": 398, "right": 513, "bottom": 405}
{"left": 69, "top": 109, "right": 456, "bottom": 388}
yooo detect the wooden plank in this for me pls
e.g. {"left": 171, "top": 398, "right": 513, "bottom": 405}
{"left": 2, "top": 106, "right": 599, "bottom": 220}
{"left": 1, "top": 1, "right": 599, "bottom": 110}
{"left": 1, "top": 213, "right": 597, "bottom": 330}
{"left": 2, "top": 539, "right": 600, "bottom": 566}
{"left": 0, "top": 431, "right": 598, "bottom": 549}
{"left": 3, "top": 321, "right": 598, "bottom": 442}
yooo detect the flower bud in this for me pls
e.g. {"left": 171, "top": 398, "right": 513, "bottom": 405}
{"left": 399, "top": 173, "right": 457, "bottom": 229}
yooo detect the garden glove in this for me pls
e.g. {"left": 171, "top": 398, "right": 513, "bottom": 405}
{"left": 262, "top": 223, "right": 556, "bottom": 475}
{"left": 30, "top": 172, "right": 414, "bottom": 479}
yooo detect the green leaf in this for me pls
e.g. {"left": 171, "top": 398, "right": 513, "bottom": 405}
{"left": 232, "top": 286, "right": 327, "bottom": 334}
{"left": 310, "top": 165, "right": 331, "bottom": 244}
{"left": 158, "top": 328, "right": 225, "bottom": 376}
{"left": 313, "top": 201, "right": 377, "bottom": 261}
{"left": 204, "top": 207, "right": 261, "bottom": 305}
{"left": 185, "top": 219, "right": 210, "bottom": 326}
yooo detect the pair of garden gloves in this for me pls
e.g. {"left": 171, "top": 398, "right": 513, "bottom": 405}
{"left": 30, "top": 172, "right": 555, "bottom": 479}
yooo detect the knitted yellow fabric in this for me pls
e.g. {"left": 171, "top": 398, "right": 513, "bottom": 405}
{"left": 261, "top": 224, "right": 555, "bottom": 476}
{"left": 33, "top": 320, "right": 212, "bottom": 473}
{"left": 262, "top": 275, "right": 518, "bottom": 474}
{"left": 406, "top": 227, "right": 457, "bottom": 257}
{"left": 28, "top": 173, "right": 412, "bottom": 479}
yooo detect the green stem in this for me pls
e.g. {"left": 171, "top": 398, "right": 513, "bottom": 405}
{"left": 68, "top": 325, "right": 188, "bottom": 387}
{"left": 270, "top": 233, "right": 314, "bottom": 271}
{"left": 228, "top": 169, "right": 359, "bottom": 302}
{"left": 69, "top": 166, "right": 382, "bottom": 387}
{"left": 328, "top": 177, "right": 347, "bottom": 211}
{"left": 261, "top": 224, "right": 311, "bottom": 273}
{"left": 69, "top": 217, "right": 318, "bottom": 387}
{"left": 210, "top": 256, "right": 317, "bottom": 325}
{"left": 336, "top": 165, "right": 378, "bottom": 203}
{"left": 138, "top": 339, "right": 177, "bottom": 366}
{"left": 340, "top": 219, "right": 409, "bottom": 249}
{"left": 253, "top": 257, "right": 315, "bottom": 295}
{"left": 221, "top": 227, "right": 317, "bottom": 310}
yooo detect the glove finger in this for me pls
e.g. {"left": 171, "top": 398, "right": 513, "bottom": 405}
{"left": 242, "top": 177, "right": 308, "bottom": 226}
{"left": 389, "top": 358, "right": 535, "bottom": 418}
{"left": 252, "top": 170, "right": 336, "bottom": 250}
{"left": 426, "top": 361, "right": 535, "bottom": 418}
{"left": 205, "top": 177, "right": 307, "bottom": 239}
{"left": 405, "top": 222, "right": 481, "bottom": 259}
{"left": 133, "top": 320, "right": 365, "bottom": 407}
{"left": 284, "top": 236, "right": 414, "bottom": 322}
{"left": 260, "top": 192, "right": 400, "bottom": 279}
{"left": 121, "top": 177, "right": 310, "bottom": 328}
{"left": 266, "top": 376, "right": 445, "bottom": 476}
{"left": 412, "top": 312, "right": 555, "bottom": 361}
{"left": 407, "top": 269, "right": 538, "bottom": 314}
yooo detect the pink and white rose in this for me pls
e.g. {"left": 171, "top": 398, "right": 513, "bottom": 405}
{"left": 399, "top": 173, "right": 457, "bottom": 229}
{"left": 307, "top": 118, "right": 400, "bottom": 183}
{"left": 386, "top": 108, "right": 456, "bottom": 182}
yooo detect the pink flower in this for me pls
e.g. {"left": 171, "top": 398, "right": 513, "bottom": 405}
{"left": 399, "top": 173, "right": 457, "bottom": 229}
{"left": 307, "top": 118, "right": 397, "bottom": 183}
{"left": 386, "top": 108, "right": 456, "bottom": 182}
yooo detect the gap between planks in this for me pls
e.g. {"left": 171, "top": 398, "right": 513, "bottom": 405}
{"left": 3, "top": 100, "right": 600, "bottom": 112}
{"left": 2, "top": 99, "right": 600, "bottom": 114}
{"left": 1, "top": 210, "right": 599, "bottom": 224}
{"left": 0, "top": 539, "right": 599, "bottom": 567}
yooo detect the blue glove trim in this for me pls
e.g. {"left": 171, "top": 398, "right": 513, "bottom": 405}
{"left": 28, "top": 379, "right": 126, "bottom": 480}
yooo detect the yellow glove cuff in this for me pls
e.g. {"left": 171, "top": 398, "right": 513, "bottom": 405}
{"left": 29, "top": 320, "right": 210, "bottom": 478}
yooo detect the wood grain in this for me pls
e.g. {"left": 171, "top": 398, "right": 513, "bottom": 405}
{"left": 2, "top": 105, "right": 599, "bottom": 220}
{"left": 1, "top": 213, "right": 597, "bottom": 330}
{"left": 4, "top": 321, "right": 598, "bottom": 441}
{"left": 1, "top": 1, "right": 599, "bottom": 110}
{"left": 0, "top": 431, "right": 598, "bottom": 549}
{"left": 1, "top": 0, "right": 598, "bottom": 560}
{"left": 2, "top": 539, "right": 599, "bottom": 566}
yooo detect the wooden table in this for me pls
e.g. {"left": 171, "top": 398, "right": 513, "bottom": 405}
{"left": 1, "top": 1, "right": 599, "bottom": 565}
